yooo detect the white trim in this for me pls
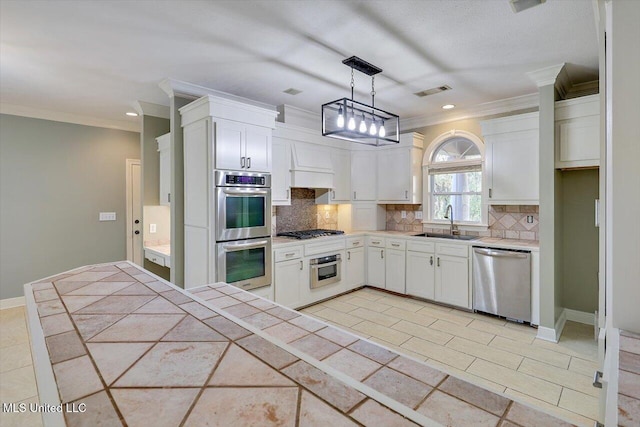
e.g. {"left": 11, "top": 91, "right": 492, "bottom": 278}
{"left": 133, "top": 101, "right": 170, "bottom": 119}
{"left": 526, "top": 63, "right": 566, "bottom": 88}
{"left": 0, "top": 296, "right": 25, "bottom": 309}
{"left": 125, "top": 159, "right": 142, "bottom": 265}
{"left": 536, "top": 309, "right": 567, "bottom": 342}
{"left": 564, "top": 308, "right": 596, "bottom": 325}
{"left": 0, "top": 103, "right": 139, "bottom": 132}
{"left": 400, "top": 93, "right": 539, "bottom": 130}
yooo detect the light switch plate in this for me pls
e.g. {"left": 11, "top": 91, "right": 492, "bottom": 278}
{"left": 526, "top": 215, "right": 534, "bottom": 223}
{"left": 401, "top": 210, "right": 407, "bottom": 219}
{"left": 415, "top": 211, "right": 423, "bottom": 220}
{"left": 150, "top": 224, "right": 157, "bottom": 233}
{"left": 99, "top": 212, "right": 116, "bottom": 221}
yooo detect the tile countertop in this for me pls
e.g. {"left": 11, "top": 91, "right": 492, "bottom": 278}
{"left": 273, "top": 231, "right": 539, "bottom": 251}
{"left": 143, "top": 243, "right": 171, "bottom": 257}
{"left": 23, "top": 262, "right": 577, "bottom": 427}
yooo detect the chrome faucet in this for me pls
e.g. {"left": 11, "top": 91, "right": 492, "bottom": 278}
{"left": 444, "top": 204, "right": 458, "bottom": 235}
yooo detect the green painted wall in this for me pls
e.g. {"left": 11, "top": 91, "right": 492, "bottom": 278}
{"left": 0, "top": 114, "right": 139, "bottom": 299}
{"left": 561, "top": 169, "right": 599, "bottom": 313}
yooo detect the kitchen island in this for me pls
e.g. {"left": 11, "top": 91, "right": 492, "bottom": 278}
{"left": 24, "top": 261, "right": 575, "bottom": 426}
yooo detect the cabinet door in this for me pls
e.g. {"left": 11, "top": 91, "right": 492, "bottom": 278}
{"left": 245, "top": 125, "right": 271, "bottom": 172}
{"left": 366, "top": 246, "right": 385, "bottom": 288}
{"left": 331, "top": 149, "right": 351, "bottom": 202}
{"left": 215, "top": 119, "right": 245, "bottom": 171}
{"left": 556, "top": 115, "right": 600, "bottom": 168}
{"left": 351, "top": 151, "right": 377, "bottom": 201}
{"left": 385, "top": 248, "right": 406, "bottom": 294}
{"left": 406, "top": 251, "right": 435, "bottom": 300}
{"left": 159, "top": 145, "right": 171, "bottom": 206}
{"left": 346, "top": 247, "right": 365, "bottom": 290}
{"left": 274, "top": 258, "right": 305, "bottom": 308}
{"left": 271, "top": 138, "right": 291, "bottom": 205}
{"left": 486, "top": 129, "right": 539, "bottom": 204}
{"left": 378, "top": 148, "right": 410, "bottom": 201}
{"left": 435, "top": 254, "right": 470, "bottom": 308}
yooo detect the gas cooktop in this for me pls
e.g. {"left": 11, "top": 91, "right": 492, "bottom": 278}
{"left": 277, "top": 229, "right": 345, "bottom": 240}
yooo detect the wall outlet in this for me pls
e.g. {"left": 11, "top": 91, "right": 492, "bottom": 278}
{"left": 416, "top": 211, "right": 423, "bottom": 220}
{"left": 150, "top": 223, "right": 157, "bottom": 233}
{"left": 526, "top": 215, "right": 534, "bottom": 223}
{"left": 325, "top": 211, "right": 330, "bottom": 219}
{"left": 99, "top": 212, "right": 116, "bottom": 221}
{"left": 401, "top": 210, "right": 407, "bottom": 219}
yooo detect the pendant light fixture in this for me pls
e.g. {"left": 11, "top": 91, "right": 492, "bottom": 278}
{"left": 322, "top": 56, "right": 399, "bottom": 146}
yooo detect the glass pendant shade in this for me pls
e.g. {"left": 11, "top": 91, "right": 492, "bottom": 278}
{"left": 359, "top": 114, "right": 367, "bottom": 133}
{"left": 347, "top": 115, "right": 356, "bottom": 130}
{"left": 369, "top": 120, "right": 377, "bottom": 135}
{"left": 336, "top": 106, "right": 344, "bottom": 128}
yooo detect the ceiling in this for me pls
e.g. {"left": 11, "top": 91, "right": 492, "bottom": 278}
{"left": 0, "top": 0, "right": 599, "bottom": 132}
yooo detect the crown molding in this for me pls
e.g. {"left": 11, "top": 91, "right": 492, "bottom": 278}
{"left": 159, "top": 78, "right": 277, "bottom": 111}
{"left": 400, "top": 92, "right": 539, "bottom": 131}
{"left": 526, "top": 63, "right": 566, "bottom": 87}
{"left": 0, "top": 103, "right": 139, "bottom": 132}
{"left": 133, "top": 101, "right": 170, "bottom": 119}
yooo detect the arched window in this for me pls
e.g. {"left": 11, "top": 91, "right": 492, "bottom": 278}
{"left": 423, "top": 131, "right": 486, "bottom": 225}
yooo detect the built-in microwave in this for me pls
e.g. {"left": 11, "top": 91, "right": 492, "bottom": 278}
{"left": 215, "top": 170, "right": 271, "bottom": 242}
{"left": 309, "top": 254, "right": 342, "bottom": 289}
{"left": 216, "top": 237, "right": 272, "bottom": 290}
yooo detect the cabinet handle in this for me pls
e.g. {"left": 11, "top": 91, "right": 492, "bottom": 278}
{"left": 353, "top": 191, "right": 357, "bottom": 200}
{"left": 332, "top": 190, "right": 335, "bottom": 199}
{"left": 241, "top": 157, "right": 246, "bottom": 168}
{"left": 168, "top": 193, "right": 170, "bottom": 203}
{"left": 489, "top": 188, "right": 492, "bottom": 198}
{"left": 285, "top": 252, "right": 295, "bottom": 257}
{"left": 352, "top": 241, "right": 360, "bottom": 246}
{"left": 299, "top": 260, "right": 303, "bottom": 270}
{"left": 405, "top": 190, "right": 408, "bottom": 199}
{"left": 247, "top": 157, "right": 251, "bottom": 169}
{"left": 391, "top": 243, "right": 400, "bottom": 247}
{"left": 430, "top": 255, "right": 433, "bottom": 266}
{"left": 347, "top": 251, "right": 351, "bottom": 260}
{"left": 372, "top": 241, "right": 380, "bottom": 245}
{"left": 381, "top": 249, "right": 384, "bottom": 259}
{"left": 437, "top": 257, "right": 440, "bottom": 267}
{"left": 286, "top": 189, "right": 289, "bottom": 199}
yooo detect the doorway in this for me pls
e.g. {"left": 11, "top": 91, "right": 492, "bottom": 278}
{"left": 126, "top": 159, "right": 142, "bottom": 265}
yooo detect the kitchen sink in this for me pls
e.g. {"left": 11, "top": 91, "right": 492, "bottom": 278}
{"left": 413, "top": 232, "right": 478, "bottom": 241}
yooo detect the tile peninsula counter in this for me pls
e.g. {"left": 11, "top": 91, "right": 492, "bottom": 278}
{"left": 23, "top": 261, "right": 577, "bottom": 426}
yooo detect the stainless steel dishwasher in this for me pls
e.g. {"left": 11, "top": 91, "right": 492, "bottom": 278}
{"left": 472, "top": 247, "right": 531, "bottom": 323}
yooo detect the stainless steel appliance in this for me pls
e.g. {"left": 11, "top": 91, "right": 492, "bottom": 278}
{"left": 216, "top": 238, "right": 272, "bottom": 291}
{"left": 309, "top": 254, "right": 342, "bottom": 288}
{"left": 472, "top": 247, "right": 531, "bottom": 323}
{"left": 277, "top": 229, "right": 345, "bottom": 240}
{"left": 215, "top": 170, "right": 271, "bottom": 241}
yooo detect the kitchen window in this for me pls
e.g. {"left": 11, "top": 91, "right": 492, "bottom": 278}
{"left": 424, "top": 132, "right": 487, "bottom": 226}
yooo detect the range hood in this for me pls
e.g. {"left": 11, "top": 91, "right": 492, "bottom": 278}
{"left": 290, "top": 141, "right": 334, "bottom": 189}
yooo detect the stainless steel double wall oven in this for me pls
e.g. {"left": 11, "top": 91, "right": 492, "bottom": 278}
{"left": 215, "top": 170, "right": 272, "bottom": 291}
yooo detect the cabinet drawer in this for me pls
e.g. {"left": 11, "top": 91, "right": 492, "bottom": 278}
{"left": 435, "top": 243, "right": 469, "bottom": 258}
{"left": 346, "top": 237, "right": 364, "bottom": 248}
{"left": 144, "top": 250, "right": 166, "bottom": 267}
{"left": 407, "top": 240, "right": 435, "bottom": 253}
{"left": 367, "top": 236, "right": 385, "bottom": 247}
{"left": 386, "top": 239, "right": 406, "bottom": 250}
{"left": 304, "top": 239, "right": 346, "bottom": 257}
{"left": 274, "top": 246, "right": 303, "bottom": 262}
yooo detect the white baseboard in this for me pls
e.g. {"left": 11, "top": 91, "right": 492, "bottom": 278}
{"left": 0, "top": 296, "right": 26, "bottom": 310}
{"left": 564, "top": 308, "right": 596, "bottom": 325}
{"left": 536, "top": 309, "right": 567, "bottom": 343}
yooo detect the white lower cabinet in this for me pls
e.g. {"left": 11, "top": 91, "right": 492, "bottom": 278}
{"left": 366, "top": 237, "right": 385, "bottom": 289}
{"left": 406, "top": 250, "right": 435, "bottom": 300}
{"left": 345, "top": 237, "right": 365, "bottom": 291}
{"left": 385, "top": 239, "right": 406, "bottom": 294}
{"left": 274, "top": 246, "right": 306, "bottom": 309}
{"left": 434, "top": 245, "right": 471, "bottom": 309}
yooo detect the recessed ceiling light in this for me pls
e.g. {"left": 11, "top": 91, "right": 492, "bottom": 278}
{"left": 125, "top": 112, "right": 138, "bottom": 117}
{"left": 442, "top": 104, "right": 455, "bottom": 110}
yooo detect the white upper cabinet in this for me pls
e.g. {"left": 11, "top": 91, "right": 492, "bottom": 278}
{"left": 377, "top": 133, "right": 423, "bottom": 204}
{"left": 555, "top": 94, "right": 600, "bottom": 169}
{"left": 351, "top": 150, "right": 377, "bottom": 201}
{"left": 215, "top": 119, "right": 271, "bottom": 172}
{"left": 482, "top": 112, "right": 539, "bottom": 205}
{"left": 157, "top": 133, "right": 171, "bottom": 206}
{"left": 316, "top": 148, "right": 351, "bottom": 204}
{"left": 271, "top": 138, "right": 291, "bottom": 205}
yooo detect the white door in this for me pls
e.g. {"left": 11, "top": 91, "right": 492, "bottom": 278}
{"left": 331, "top": 150, "right": 351, "bottom": 202}
{"left": 351, "top": 151, "right": 377, "bottom": 201}
{"left": 378, "top": 148, "right": 409, "bottom": 201}
{"left": 346, "top": 247, "right": 365, "bottom": 290}
{"left": 274, "top": 258, "right": 304, "bottom": 308}
{"left": 435, "top": 254, "right": 469, "bottom": 308}
{"left": 126, "top": 159, "right": 142, "bottom": 265}
{"left": 406, "top": 251, "right": 436, "bottom": 300}
{"left": 271, "top": 138, "right": 291, "bottom": 204}
{"left": 215, "top": 119, "right": 245, "bottom": 171}
{"left": 366, "top": 246, "right": 385, "bottom": 288}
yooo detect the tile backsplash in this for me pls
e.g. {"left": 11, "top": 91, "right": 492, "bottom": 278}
{"left": 385, "top": 204, "right": 539, "bottom": 241}
{"left": 273, "top": 189, "right": 340, "bottom": 234}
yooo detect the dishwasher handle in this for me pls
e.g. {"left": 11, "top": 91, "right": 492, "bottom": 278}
{"left": 473, "top": 247, "right": 529, "bottom": 259}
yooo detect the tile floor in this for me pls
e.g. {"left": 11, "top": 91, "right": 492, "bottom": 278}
{"left": 300, "top": 288, "right": 599, "bottom": 426}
